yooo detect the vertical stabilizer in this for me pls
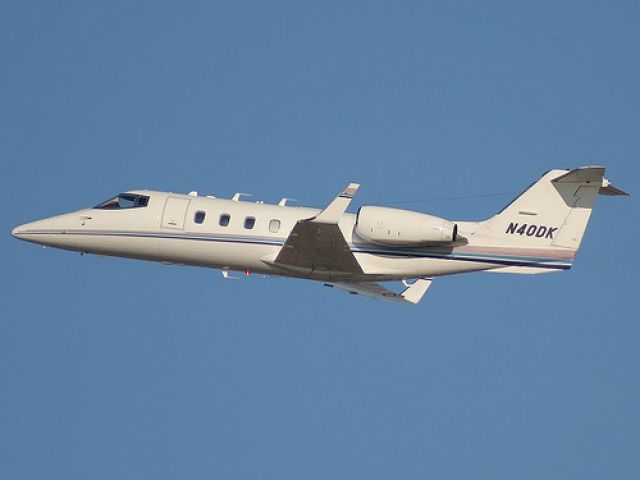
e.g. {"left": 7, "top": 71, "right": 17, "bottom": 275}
{"left": 473, "top": 166, "right": 625, "bottom": 253}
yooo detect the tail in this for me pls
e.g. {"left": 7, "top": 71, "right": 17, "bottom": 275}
{"left": 471, "top": 166, "right": 628, "bottom": 273}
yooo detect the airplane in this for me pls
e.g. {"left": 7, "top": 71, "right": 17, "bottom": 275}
{"left": 11, "top": 166, "right": 628, "bottom": 304}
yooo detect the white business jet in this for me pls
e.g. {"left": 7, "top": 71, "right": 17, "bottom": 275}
{"left": 12, "top": 166, "right": 627, "bottom": 304}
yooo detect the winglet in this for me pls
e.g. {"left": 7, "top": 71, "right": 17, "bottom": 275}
{"left": 312, "top": 183, "right": 360, "bottom": 224}
{"left": 400, "top": 278, "right": 433, "bottom": 304}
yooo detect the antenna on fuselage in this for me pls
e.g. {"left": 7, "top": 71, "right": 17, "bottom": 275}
{"left": 278, "top": 197, "right": 296, "bottom": 206}
{"left": 232, "top": 192, "right": 252, "bottom": 201}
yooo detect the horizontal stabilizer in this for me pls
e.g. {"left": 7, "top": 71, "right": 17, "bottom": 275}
{"left": 599, "top": 179, "right": 630, "bottom": 196}
{"left": 551, "top": 165, "right": 629, "bottom": 196}
{"left": 551, "top": 165, "right": 605, "bottom": 184}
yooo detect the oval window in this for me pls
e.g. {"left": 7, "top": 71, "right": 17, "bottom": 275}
{"left": 269, "top": 219, "right": 280, "bottom": 233}
{"left": 194, "top": 211, "right": 206, "bottom": 224}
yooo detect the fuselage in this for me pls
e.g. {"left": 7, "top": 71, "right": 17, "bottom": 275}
{"left": 11, "top": 189, "right": 574, "bottom": 282}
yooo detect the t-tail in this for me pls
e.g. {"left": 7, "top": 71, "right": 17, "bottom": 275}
{"left": 470, "top": 166, "right": 628, "bottom": 274}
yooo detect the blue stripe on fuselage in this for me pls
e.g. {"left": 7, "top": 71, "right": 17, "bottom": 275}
{"left": 19, "top": 229, "right": 572, "bottom": 270}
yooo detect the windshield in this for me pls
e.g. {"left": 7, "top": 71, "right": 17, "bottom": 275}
{"left": 94, "top": 193, "right": 149, "bottom": 209}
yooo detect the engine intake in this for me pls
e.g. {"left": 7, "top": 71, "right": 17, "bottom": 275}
{"left": 356, "top": 206, "right": 458, "bottom": 245}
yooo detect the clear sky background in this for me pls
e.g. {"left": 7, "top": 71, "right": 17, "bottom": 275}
{"left": 1, "top": 1, "right": 638, "bottom": 478}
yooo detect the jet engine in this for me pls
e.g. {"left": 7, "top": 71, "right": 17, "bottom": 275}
{"left": 355, "top": 206, "right": 458, "bottom": 245}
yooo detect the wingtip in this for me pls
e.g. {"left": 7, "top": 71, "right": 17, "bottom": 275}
{"left": 400, "top": 278, "right": 433, "bottom": 304}
{"left": 342, "top": 183, "right": 360, "bottom": 198}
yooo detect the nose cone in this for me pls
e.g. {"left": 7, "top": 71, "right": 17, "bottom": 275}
{"left": 12, "top": 223, "right": 29, "bottom": 239}
{"left": 11, "top": 218, "right": 53, "bottom": 243}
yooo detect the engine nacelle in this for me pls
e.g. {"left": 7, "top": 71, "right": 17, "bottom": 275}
{"left": 355, "top": 206, "right": 458, "bottom": 245}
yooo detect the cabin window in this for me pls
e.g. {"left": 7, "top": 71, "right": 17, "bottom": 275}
{"left": 244, "top": 217, "right": 256, "bottom": 229}
{"left": 269, "top": 219, "right": 281, "bottom": 233}
{"left": 219, "top": 214, "right": 230, "bottom": 227}
{"left": 94, "top": 193, "right": 150, "bottom": 209}
{"left": 194, "top": 211, "right": 206, "bottom": 224}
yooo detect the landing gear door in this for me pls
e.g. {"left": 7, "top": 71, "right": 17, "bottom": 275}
{"left": 161, "top": 197, "right": 190, "bottom": 229}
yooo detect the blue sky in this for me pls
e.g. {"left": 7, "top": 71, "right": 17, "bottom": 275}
{"left": 1, "top": 1, "right": 638, "bottom": 478}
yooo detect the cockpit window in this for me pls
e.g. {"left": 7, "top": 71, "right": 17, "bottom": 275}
{"left": 94, "top": 194, "right": 150, "bottom": 210}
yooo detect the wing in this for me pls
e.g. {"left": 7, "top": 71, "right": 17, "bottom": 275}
{"left": 326, "top": 278, "right": 433, "bottom": 304}
{"left": 273, "top": 183, "right": 363, "bottom": 278}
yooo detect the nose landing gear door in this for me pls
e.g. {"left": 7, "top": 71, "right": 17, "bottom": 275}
{"left": 161, "top": 197, "right": 190, "bottom": 229}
